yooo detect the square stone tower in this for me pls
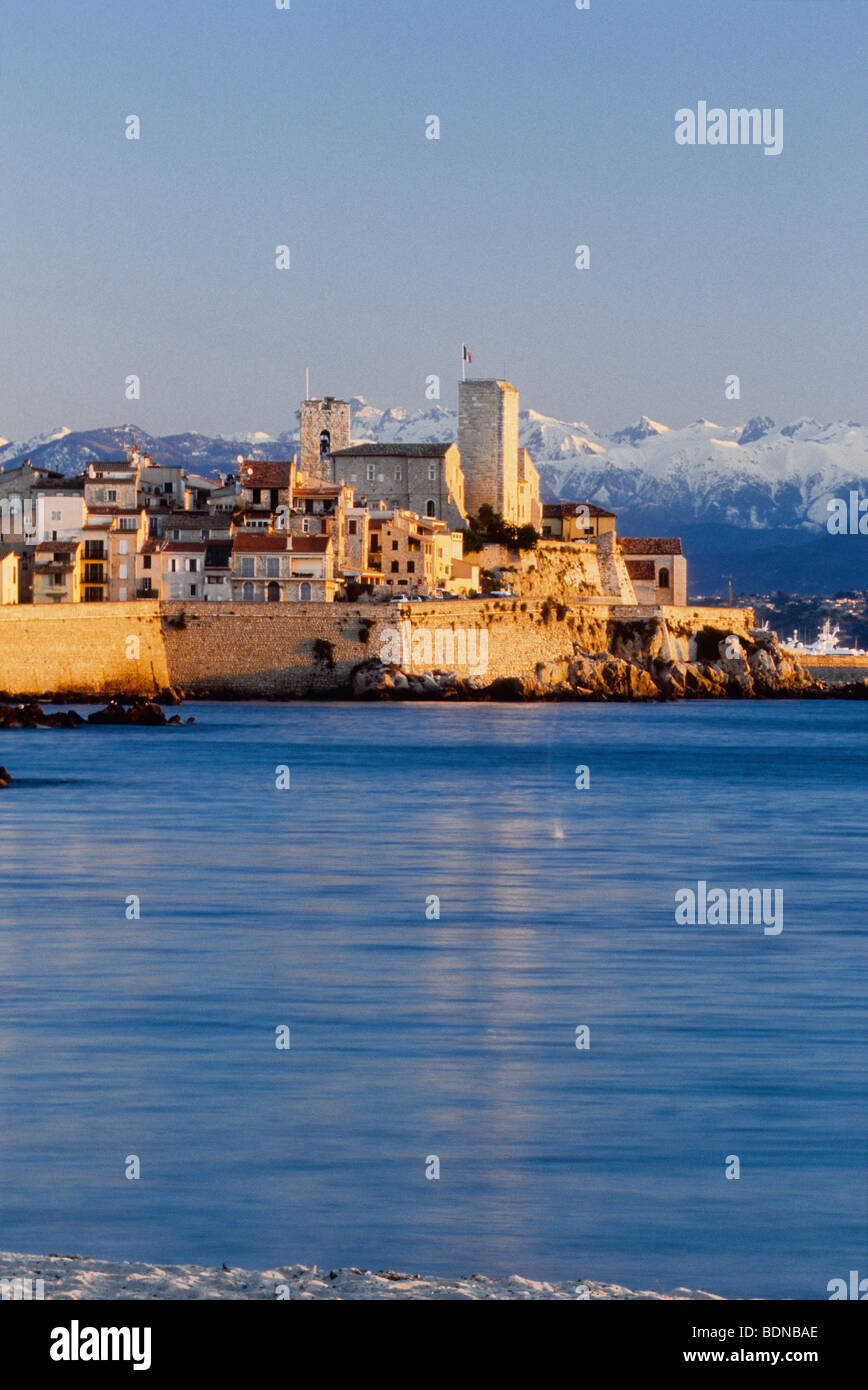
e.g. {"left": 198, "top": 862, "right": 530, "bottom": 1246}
{"left": 457, "top": 379, "right": 519, "bottom": 522}
{"left": 300, "top": 397, "right": 351, "bottom": 481}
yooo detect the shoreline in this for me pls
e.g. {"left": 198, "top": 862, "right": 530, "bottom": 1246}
{"left": 0, "top": 1250, "right": 728, "bottom": 1301}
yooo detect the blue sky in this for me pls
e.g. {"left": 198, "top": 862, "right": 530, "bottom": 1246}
{"left": 0, "top": 0, "right": 864, "bottom": 438}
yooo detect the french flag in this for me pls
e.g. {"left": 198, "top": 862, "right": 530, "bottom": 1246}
{"left": 462, "top": 344, "right": 472, "bottom": 363}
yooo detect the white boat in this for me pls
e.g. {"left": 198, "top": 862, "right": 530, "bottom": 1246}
{"left": 786, "top": 617, "right": 866, "bottom": 657}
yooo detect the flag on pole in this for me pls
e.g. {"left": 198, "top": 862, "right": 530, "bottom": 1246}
{"left": 462, "top": 344, "right": 472, "bottom": 363}
{"left": 461, "top": 343, "right": 472, "bottom": 381}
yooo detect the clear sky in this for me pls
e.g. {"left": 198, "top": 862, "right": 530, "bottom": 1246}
{"left": 0, "top": 0, "right": 864, "bottom": 439}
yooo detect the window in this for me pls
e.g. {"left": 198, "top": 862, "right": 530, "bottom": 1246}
{"left": 348, "top": 519, "right": 357, "bottom": 536}
{"left": 370, "top": 535, "right": 379, "bottom": 551}
{"left": 392, "top": 540, "right": 399, "bottom": 551}
{"left": 143, "top": 555, "right": 151, "bottom": 570}
{"left": 186, "top": 558, "right": 199, "bottom": 572}
{"left": 266, "top": 580, "right": 280, "bottom": 602}
{"left": 426, "top": 499, "right": 436, "bottom": 517}
{"left": 319, "top": 430, "right": 330, "bottom": 458}
{"left": 240, "top": 556, "right": 254, "bottom": 577}
{"left": 658, "top": 567, "right": 670, "bottom": 588}
{"left": 119, "top": 564, "right": 127, "bottom": 579}
{"left": 106, "top": 490, "right": 117, "bottom": 502}
{"left": 120, "top": 517, "right": 137, "bottom": 530}
{"left": 169, "top": 559, "right": 178, "bottom": 573}
{"left": 302, "top": 518, "right": 310, "bottom": 534}
{"left": 366, "top": 463, "right": 376, "bottom": 481}
{"left": 390, "top": 561, "right": 399, "bottom": 573}
{"left": 300, "top": 581, "right": 311, "bottom": 601}
{"left": 407, "top": 561, "right": 415, "bottom": 574}
{"left": 266, "top": 556, "right": 279, "bottom": 578}
{"left": 190, "top": 584, "right": 197, "bottom": 597}
{"left": 51, "top": 510, "right": 61, "bottom": 521}
{"left": 252, "top": 489, "right": 261, "bottom": 504}
{"left": 394, "top": 465, "right": 402, "bottom": 482}
{"left": 428, "top": 463, "right": 437, "bottom": 482}
{"left": 242, "top": 581, "right": 254, "bottom": 601}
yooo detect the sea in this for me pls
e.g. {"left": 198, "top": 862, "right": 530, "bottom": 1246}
{"left": 0, "top": 700, "right": 864, "bottom": 1298}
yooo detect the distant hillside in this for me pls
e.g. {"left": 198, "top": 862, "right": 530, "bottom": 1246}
{"left": 2, "top": 401, "right": 865, "bottom": 595}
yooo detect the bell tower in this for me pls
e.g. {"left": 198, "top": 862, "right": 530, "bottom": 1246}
{"left": 299, "top": 396, "right": 351, "bottom": 481}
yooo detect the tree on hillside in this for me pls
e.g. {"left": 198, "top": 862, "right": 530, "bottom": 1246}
{"left": 461, "top": 504, "right": 538, "bottom": 555}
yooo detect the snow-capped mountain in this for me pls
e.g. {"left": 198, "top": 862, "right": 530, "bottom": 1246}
{"left": 1, "top": 401, "right": 865, "bottom": 592}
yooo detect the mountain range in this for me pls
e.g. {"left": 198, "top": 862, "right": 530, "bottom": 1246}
{"left": 2, "top": 401, "right": 865, "bottom": 596}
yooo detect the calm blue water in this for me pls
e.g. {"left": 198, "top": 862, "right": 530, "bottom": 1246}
{"left": 0, "top": 701, "right": 865, "bottom": 1298}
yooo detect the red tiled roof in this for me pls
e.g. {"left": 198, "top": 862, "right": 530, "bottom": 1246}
{"left": 240, "top": 461, "right": 294, "bottom": 489}
{"left": 35, "top": 540, "right": 80, "bottom": 553}
{"left": 140, "top": 540, "right": 162, "bottom": 554}
{"left": 625, "top": 559, "right": 656, "bottom": 580}
{"left": 162, "top": 541, "right": 207, "bottom": 553}
{"left": 619, "top": 537, "right": 683, "bottom": 556}
{"left": 291, "top": 535, "right": 330, "bottom": 553}
{"left": 233, "top": 533, "right": 289, "bottom": 552}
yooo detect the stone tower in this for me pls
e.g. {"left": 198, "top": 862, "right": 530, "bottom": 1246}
{"left": 299, "top": 397, "right": 351, "bottom": 481}
{"left": 457, "top": 379, "right": 519, "bottom": 522}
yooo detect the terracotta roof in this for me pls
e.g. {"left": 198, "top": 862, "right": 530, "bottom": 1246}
{"left": 619, "top": 537, "right": 683, "bottom": 556}
{"left": 240, "top": 461, "right": 294, "bottom": 488}
{"left": 543, "top": 501, "right": 616, "bottom": 518}
{"left": 162, "top": 540, "right": 207, "bottom": 553}
{"left": 331, "top": 443, "right": 453, "bottom": 458}
{"left": 291, "top": 535, "right": 330, "bottom": 553}
{"left": 140, "top": 539, "right": 162, "bottom": 554}
{"left": 35, "top": 540, "right": 80, "bottom": 553}
{"left": 233, "top": 533, "right": 289, "bottom": 552}
{"left": 625, "top": 559, "right": 656, "bottom": 580}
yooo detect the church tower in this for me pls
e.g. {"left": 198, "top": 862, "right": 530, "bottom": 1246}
{"left": 299, "top": 396, "right": 351, "bottom": 481}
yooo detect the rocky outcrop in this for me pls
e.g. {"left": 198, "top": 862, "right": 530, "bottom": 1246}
{"left": 347, "top": 626, "right": 864, "bottom": 702}
{"left": 0, "top": 699, "right": 193, "bottom": 728}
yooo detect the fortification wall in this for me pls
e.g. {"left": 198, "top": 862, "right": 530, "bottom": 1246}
{"left": 0, "top": 599, "right": 756, "bottom": 698}
{"left": 0, "top": 602, "right": 170, "bottom": 696}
